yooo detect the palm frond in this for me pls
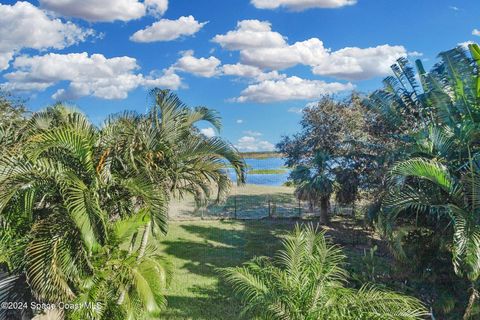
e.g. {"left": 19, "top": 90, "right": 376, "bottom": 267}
{"left": 221, "top": 225, "right": 427, "bottom": 320}
{"left": 25, "top": 213, "right": 89, "bottom": 302}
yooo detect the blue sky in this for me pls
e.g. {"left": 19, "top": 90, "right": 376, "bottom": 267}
{"left": 0, "top": 0, "right": 479, "bottom": 151}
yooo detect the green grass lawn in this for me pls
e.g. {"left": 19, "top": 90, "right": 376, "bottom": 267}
{"left": 156, "top": 218, "right": 392, "bottom": 320}
{"left": 157, "top": 220, "right": 296, "bottom": 319}
{"left": 156, "top": 218, "right": 468, "bottom": 319}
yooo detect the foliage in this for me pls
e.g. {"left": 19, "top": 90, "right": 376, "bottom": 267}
{"left": 278, "top": 94, "right": 395, "bottom": 223}
{"left": 365, "top": 44, "right": 480, "bottom": 319}
{"left": 0, "top": 91, "right": 27, "bottom": 154}
{"left": 221, "top": 224, "right": 428, "bottom": 320}
{"left": 0, "top": 89, "right": 245, "bottom": 319}
{"left": 290, "top": 152, "right": 333, "bottom": 223}
{"left": 360, "top": 245, "right": 379, "bottom": 283}
{"left": 278, "top": 43, "right": 480, "bottom": 318}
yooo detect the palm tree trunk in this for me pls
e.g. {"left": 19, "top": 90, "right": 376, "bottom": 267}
{"left": 319, "top": 197, "right": 329, "bottom": 225}
{"left": 463, "top": 284, "right": 478, "bottom": 320}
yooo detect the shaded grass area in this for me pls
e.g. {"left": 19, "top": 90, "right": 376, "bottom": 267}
{"left": 158, "top": 220, "right": 295, "bottom": 319}
{"left": 157, "top": 218, "right": 403, "bottom": 319}
{"left": 157, "top": 218, "right": 473, "bottom": 319}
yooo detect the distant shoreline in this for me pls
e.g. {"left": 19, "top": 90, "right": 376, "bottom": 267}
{"left": 240, "top": 151, "right": 284, "bottom": 159}
{"left": 247, "top": 169, "right": 288, "bottom": 175}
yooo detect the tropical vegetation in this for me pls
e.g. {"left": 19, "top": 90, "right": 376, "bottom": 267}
{"left": 0, "top": 89, "right": 245, "bottom": 319}
{"left": 277, "top": 43, "right": 480, "bottom": 319}
{"left": 368, "top": 44, "right": 480, "bottom": 319}
{"left": 222, "top": 224, "right": 428, "bottom": 319}
{"left": 1, "top": 41, "right": 480, "bottom": 319}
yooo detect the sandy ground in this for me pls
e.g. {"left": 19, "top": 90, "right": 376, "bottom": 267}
{"left": 168, "top": 184, "right": 309, "bottom": 220}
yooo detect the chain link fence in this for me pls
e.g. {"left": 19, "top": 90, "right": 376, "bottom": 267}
{"left": 167, "top": 157, "right": 359, "bottom": 221}
{"left": 168, "top": 185, "right": 358, "bottom": 220}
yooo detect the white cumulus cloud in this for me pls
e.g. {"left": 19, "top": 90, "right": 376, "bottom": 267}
{"left": 240, "top": 38, "right": 329, "bottom": 70}
{"left": 174, "top": 51, "right": 221, "bottom": 78}
{"left": 130, "top": 15, "right": 207, "bottom": 42}
{"left": 140, "top": 68, "right": 182, "bottom": 91}
{"left": 200, "top": 127, "right": 216, "bottom": 138}
{"left": 251, "top": 0, "right": 357, "bottom": 10}
{"left": 235, "top": 135, "right": 275, "bottom": 152}
{"left": 0, "top": 1, "right": 93, "bottom": 71}
{"left": 234, "top": 76, "right": 354, "bottom": 103}
{"left": 212, "top": 20, "right": 286, "bottom": 50}
{"left": 213, "top": 20, "right": 408, "bottom": 81}
{"left": 311, "top": 45, "right": 407, "bottom": 80}
{"left": 473, "top": 29, "right": 480, "bottom": 37}
{"left": 222, "top": 63, "right": 285, "bottom": 81}
{"left": 144, "top": 0, "right": 169, "bottom": 17}
{"left": 39, "top": 0, "right": 168, "bottom": 22}
{"left": 2, "top": 52, "right": 181, "bottom": 100}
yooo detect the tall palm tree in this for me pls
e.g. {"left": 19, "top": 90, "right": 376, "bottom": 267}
{"left": 385, "top": 127, "right": 480, "bottom": 319}
{"left": 0, "top": 90, "right": 246, "bottom": 319}
{"left": 366, "top": 44, "right": 480, "bottom": 319}
{"left": 98, "top": 89, "right": 246, "bottom": 318}
{"left": 100, "top": 89, "right": 246, "bottom": 253}
{"left": 222, "top": 224, "right": 428, "bottom": 320}
{"left": 0, "top": 105, "right": 172, "bottom": 319}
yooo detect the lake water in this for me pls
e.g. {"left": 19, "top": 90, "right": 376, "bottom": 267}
{"left": 227, "top": 157, "right": 291, "bottom": 186}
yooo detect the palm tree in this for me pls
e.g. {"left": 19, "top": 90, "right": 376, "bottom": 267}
{"left": 0, "top": 106, "right": 106, "bottom": 300}
{"left": 222, "top": 224, "right": 428, "bottom": 320}
{"left": 100, "top": 88, "right": 246, "bottom": 255}
{"left": 0, "top": 90, "right": 246, "bottom": 319}
{"left": 366, "top": 44, "right": 480, "bottom": 318}
{"left": 0, "top": 105, "right": 171, "bottom": 319}
{"left": 95, "top": 89, "right": 246, "bottom": 318}
{"left": 291, "top": 152, "right": 333, "bottom": 224}
{"left": 67, "top": 214, "right": 173, "bottom": 320}
{"left": 385, "top": 129, "right": 480, "bottom": 319}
